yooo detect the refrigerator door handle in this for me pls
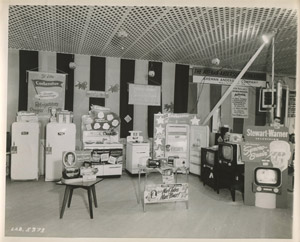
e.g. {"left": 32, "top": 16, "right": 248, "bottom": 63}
{"left": 11, "top": 142, "right": 17, "bottom": 154}
{"left": 46, "top": 145, "right": 52, "bottom": 155}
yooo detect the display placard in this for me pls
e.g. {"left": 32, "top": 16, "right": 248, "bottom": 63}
{"left": 244, "top": 126, "right": 289, "bottom": 142}
{"left": 128, "top": 84, "right": 161, "bottom": 106}
{"left": 288, "top": 90, "right": 296, "bottom": 118}
{"left": 27, "top": 71, "right": 66, "bottom": 114}
{"left": 144, "top": 183, "right": 188, "bottom": 204}
{"left": 231, "top": 86, "right": 248, "bottom": 118}
{"left": 86, "top": 90, "right": 109, "bottom": 98}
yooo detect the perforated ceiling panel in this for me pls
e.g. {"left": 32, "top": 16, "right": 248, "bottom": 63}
{"left": 8, "top": 5, "right": 298, "bottom": 76}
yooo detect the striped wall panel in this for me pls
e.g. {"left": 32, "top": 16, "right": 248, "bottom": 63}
{"left": 73, "top": 54, "right": 90, "bottom": 147}
{"left": 7, "top": 49, "right": 19, "bottom": 130}
{"left": 106, "top": 57, "right": 121, "bottom": 116}
{"left": 39, "top": 51, "right": 56, "bottom": 73}
{"left": 162, "top": 62, "right": 176, "bottom": 113}
{"left": 197, "top": 84, "right": 210, "bottom": 123}
{"left": 255, "top": 87, "right": 267, "bottom": 126}
{"left": 120, "top": 59, "right": 135, "bottom": 138}
{"left": 19, "top": 50, "right": 39, "bottom": 111}
{"left": 209, "top": 84, "right": 222, "bottom": 131}
{"left": 220, "top": 86, "right": 233, "bottom": 130}
{"left": 89, "top": 56, "right": 106, "bottom": 108}
{"left": 56, "top": 53, "right": 75, "bottom": 111}
{"left": 174, "top": 64, "right": 189, "bottom": 113}
{"left": 147, "top": 61, "right": 162, "bottom": 138}
{"left": 133, "top": 60, "right": 148, "bottom": 138}
{"left": 243, "top": 86, "right": 256, "bottom": 128}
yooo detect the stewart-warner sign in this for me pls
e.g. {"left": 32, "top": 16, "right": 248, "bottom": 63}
{"left": 244, "top": 126, "right": 289, "bottom": 142}
{"left": 27, "top": 71, "right": 67, "bottom": 115}
{"left": 192, "top": 67, "right": 266, "bottom": 88}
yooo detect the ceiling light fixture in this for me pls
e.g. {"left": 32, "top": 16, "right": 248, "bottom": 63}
{"left": 262, "top": 30, "right": 277, "bottom": 44}
{"left": 117, "top": 30, "right": 128, "bottom": 40}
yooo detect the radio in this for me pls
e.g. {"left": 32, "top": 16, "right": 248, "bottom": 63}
{"left": 147, "top": 159, "right": 161, "bottom": 168}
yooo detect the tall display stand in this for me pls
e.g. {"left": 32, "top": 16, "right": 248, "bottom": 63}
{"left": 152, "top": 113, "right": 209, "bottom": 175}
{"left": 81, "top": 106, "right": 123, "bottom": 177}
{"left": 242, "top": 126, "right": 291, "bottom": 208}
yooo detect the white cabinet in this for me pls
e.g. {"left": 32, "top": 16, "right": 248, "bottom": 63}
{"left": 86, "top": 143, "right": 123, "bottom": 177}
{"left": 126, "top": 142, "right": 150, "bottom": 174}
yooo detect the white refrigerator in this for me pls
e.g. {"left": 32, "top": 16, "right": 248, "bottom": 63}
{"left": 45, "top": 123, "right": 76, "bottom": 181}
{"left": 10, "top": 122, "right": 39, "bottom": 180}
{"left": 189, "top": 125, "right": 210, "bottom": 175}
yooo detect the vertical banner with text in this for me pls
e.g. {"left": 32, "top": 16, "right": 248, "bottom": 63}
{"left": 231, "top": 86, "right": 249, "bottom": 118}
{"left": 27, "top": 71, "right": 66, "bottom": 115}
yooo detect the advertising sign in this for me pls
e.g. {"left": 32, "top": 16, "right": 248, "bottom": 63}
{"left": 192, "top": 67, "right": 266, "bottom": 87}
{"left": 144, "top": 183, "right": 188, "bottom": 204}
{"left": 241, "top": 140, "right": 291, "bottom": 172}
{"left": 128, "top": 83, "right": 161, "bottom": 106}
{"left": 241, "top": 142, "right": 270, "bottom": 162}
{"left": 244, "top": 126, "right": 289, "bottom": 142}
{"left": 288, "top": 90, "right": 296, "bottom": 118}
{"left": 27, "top": 71, "right": 66, "bottom": 114}
{"left": 231, "top": 86, "right": 249, "bottom": 118}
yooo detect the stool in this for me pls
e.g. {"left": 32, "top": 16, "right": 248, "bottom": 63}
{"left": 57, "top": 178, "right": 103, "bottom": 219}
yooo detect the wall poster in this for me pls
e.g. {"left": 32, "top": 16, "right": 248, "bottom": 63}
{"left": 27, "top": 71, "right": 66, "bottom": 115}
{"left": 128, "top": 83, "right": 161, "bottom": 106}
{"left": 231, "top": 86, "right": 249, "bottom": 118}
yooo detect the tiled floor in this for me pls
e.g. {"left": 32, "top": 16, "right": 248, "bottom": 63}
{"left": 4, "top": 171, "right": 295, "bottom": 239}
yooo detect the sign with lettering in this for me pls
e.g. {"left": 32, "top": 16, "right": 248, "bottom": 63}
{"left": 288, "top": 90, "right": 296, "bottom": 118}
{"left": 231, "top": 86, "right": 249, "bottom": 118}
{"left": 244, "top": 126, "right": 289, "bottom": 142}
{"left": 192, "top": 67, "right": 266, "bottom": 87}
{"left": 241, "top": 140, "right": 291, "bottom": 171}
{"left": 128, "top": 83, "right": 161, "bottom": 106}
{"left": 241, "top": 142, "right": 270, "bottom": 162}
{"left": 86, "top": 90, "right": 109, "bottom": 98}
{"left": 27, "top": 71, "right": 66, "bottom": 114}
{"left": 144, "top": 183, "right": 188, "bottom": 204}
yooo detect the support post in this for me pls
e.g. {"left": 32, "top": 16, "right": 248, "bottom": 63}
{"left": 202, "top": 42, "right": 267, "bottom": 125}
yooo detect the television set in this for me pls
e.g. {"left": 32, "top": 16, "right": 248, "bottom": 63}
{"left": 218, "top": 142, "right": 243, "bottom": 168}
{"left": 201, "top": 147, "right": 218, "bottom": 169}
{"left": 252, "top": 167, "right": 282, "bottom": 194}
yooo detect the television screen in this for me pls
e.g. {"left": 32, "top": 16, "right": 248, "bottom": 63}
{"left": 222, "top": 145, "right": 233, "bottom": 161}
{"left": 255, "top": 168, "right": 280, "bottom": 186}
{"left": 205, "top": 151, "right": 215, "bottom": 166}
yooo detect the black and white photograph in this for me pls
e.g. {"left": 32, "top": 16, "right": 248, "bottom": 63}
{"left": 0, "top": 0, "right": 299, "bottom": 241}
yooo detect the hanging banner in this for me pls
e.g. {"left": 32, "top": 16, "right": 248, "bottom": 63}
{"left": 231, "top": 86, "right": 249, "bottom": 118}
{"left": 192, "top": 67, "right": 266, "bottom": 87}
{"left": 27, "top": 71, "right": 66, "bottom": 115}
{"left": 128, "top": 83, "right": 161, "bottom": 106}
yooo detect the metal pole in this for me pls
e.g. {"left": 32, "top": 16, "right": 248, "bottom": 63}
{"left": 270, "top": 37, "right": 275, "bottom": 123}
{"left": 202, "top": 42, "right": 267, "bottom": 125}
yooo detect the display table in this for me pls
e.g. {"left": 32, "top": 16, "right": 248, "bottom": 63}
{"left": 57, "top": 178, "right": 103, "bottom": 219}
{"left": 138, "top": 165, "right": 189, "bottom": 212}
